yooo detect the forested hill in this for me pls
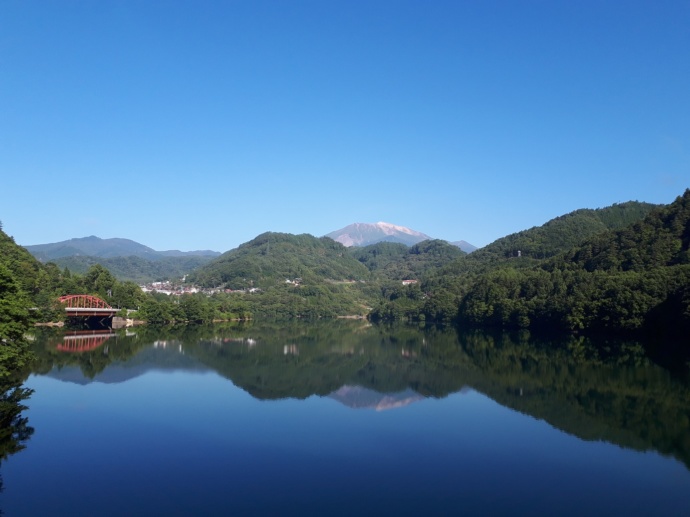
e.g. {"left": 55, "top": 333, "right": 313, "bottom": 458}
{"left": 0, "top": 225, "right": 45, "bottom": 377}
{"left": 351, "top": 240, "right": 465, "bottom": 280}
{"left": 558, "top": 193, "right": 690, "bottom": 272}
{"left": 0, "top": 225, "right": 43, "bottom": 296}
{"left": 190, "top": 232, "right": 371, "bottom": 289}
{"left": 457, "top": 190, "right": 690, "bottom": 335}
{"left": 442, "top": 200, "right": 658, "bottom": 275}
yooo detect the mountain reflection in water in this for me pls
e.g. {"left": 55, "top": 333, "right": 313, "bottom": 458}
{"left": 1, "top": 321, "right": 688, "bottom": 516}
{"left": 329, "top": 385, "right": 427, "bottom": 411}
{"left": 26, "top": 321, "right": 690, "bottom": 470}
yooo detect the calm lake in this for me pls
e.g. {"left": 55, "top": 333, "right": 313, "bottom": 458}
{"left": 2, "top": 321, "right": 689, "bottom": 516}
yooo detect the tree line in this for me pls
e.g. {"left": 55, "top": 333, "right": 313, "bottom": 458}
{"left": 2, "top": 191, "right": 689, "bottom": 343}
{"left": 369, "top": 191, "right": 690, "bottom": 342}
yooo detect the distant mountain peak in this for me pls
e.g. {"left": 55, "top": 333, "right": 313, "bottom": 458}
{"left": 326, "top": 222, "right": 432, "bottom": 247}
{"left": 451, "top": 240, "right": 478, "bottom": 253}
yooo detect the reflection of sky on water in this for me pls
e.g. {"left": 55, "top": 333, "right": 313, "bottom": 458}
{"left": 3, "top": 370, "right": 689, "bottom": 517}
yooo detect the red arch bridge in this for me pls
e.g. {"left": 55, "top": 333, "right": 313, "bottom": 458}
{"left": 58, "top": 295, "right": 119, "bottom": 318}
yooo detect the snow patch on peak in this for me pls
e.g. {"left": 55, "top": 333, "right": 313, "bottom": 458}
{"left": 375, "top": 222, "right": 422, "bottom": 236}
{"left": 325, "top": 221, "right": 433, "bottom": 247}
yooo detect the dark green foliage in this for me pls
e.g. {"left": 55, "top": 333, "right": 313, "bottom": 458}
{"left": 137, "top": 296, "right": 173, "bottom": 325}
{"left": 370, "top": 195, "right": 687, "bottom": 339}
{"left": 561, "top": 192, "right": 690, "bottom": 272}
{"left": 0, "top": 229, "right": 39, "bottom": 378}
{"left": 441, "top": 200, "right": 658, "bottom": 276}
{"left": 359, "top": 240, "right": 466, "bottom": 322}
{"left": 134, "top": 291, "right": 253, "bottom": 324}
{"left": 352, "top": 239, "right": 465, "bottom": 280}
{"left": 0, "top": 229, "right": 42, "bottom": 296}
{"left": 0, "top": 263, "right": 34, "bottom": 378}
{"left": 0, "top": 227, "right": 77, "bottom": 321}
{"left": 1, "top": 224, "right": 153, "bottom": 326}
{"left": 456, "top": 191, "right": 690, "bottom": 337}
{"left": 110, "top": 281, "right": 147, "bottom": 310}
{"left": 81, "top": 264, "right": 116, "bottom": 299}
{"left": 0, "top": 379, "right": 33, "bottom": 462}
{"left": 0, "top": 238, "right": 36, "bottom": 465}
{"left": 242, "top": 282, "right": 371, "bottom": 319}
{"left": 350, "top": 242, "right": 409, "bottom": 273}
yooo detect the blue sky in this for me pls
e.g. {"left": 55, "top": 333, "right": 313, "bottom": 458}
{"left": 1, "top": 1, "right": 688, "bottom": 252}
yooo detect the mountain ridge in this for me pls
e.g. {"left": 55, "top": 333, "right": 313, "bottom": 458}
{"left": 24, "top": 225, "right": 476, "bottom": 258}
{"left": 25, "top": 235, "right": 220, "bottom": 261}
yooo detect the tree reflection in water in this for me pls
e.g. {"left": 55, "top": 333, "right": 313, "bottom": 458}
{"left": 0, "top": 378, "right": 33, "bottom": 513}
{"left": 27, "top": 321, "right": 690, "bottom": 471}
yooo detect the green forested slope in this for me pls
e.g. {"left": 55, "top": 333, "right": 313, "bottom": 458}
{"left": 0, "top": 226, "right": 38, "bottom": 381}
{"left": 0, "top": 259, "right": 34, "bottom": 463}
{"left": 0, "top": 226, "right": 43, "bottom": 297}
{"left": 560, "top": 195, "right": 690, "bottom": 272}
{"left": 0, "top": 225, "right": 149, "bottom": 321}
{"left": 441, "top": 201, "right": 658, "bottom": 276}
{"left": 191, "top": 232, "right": 371, "bottom": 289}
{"left": 349, "top": 242, "right": 409, "bottom": 273}
{"left": 370, "top": 197, "right": 682, "bottom": 332}
{"left": 185, "top": 233, "right": 377, "bottom": 318}
{"left": 457, "top": 190, "right": 690, "bottom": 335}
{"left": 351, "top": 239, "right": 465, "bottom": 280}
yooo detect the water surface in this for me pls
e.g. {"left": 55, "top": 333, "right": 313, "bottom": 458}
{"left": 2, "top": 322, "right": 689, "bottom": 516}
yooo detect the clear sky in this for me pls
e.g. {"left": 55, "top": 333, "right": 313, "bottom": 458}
{"left": 1, "top": 1, "right": 688, "bottom": 252}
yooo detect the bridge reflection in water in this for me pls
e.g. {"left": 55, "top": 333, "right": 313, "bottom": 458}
{"left": 56, "top": 330, "right": 115, "bottom": 353}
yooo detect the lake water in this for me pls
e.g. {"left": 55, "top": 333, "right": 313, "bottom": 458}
{"left": 2, "top": 321, "right": 689, "bottom": 516}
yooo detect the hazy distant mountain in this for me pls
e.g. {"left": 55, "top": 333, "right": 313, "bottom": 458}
{"left": 49, "top": 254, "right": 216, "bottom": 283}
{"left": 24, "top": 235, "right": 221, "bottom": 282}
{"left": 326, "top": 222, "right": 433, "bottom": 247}
{"left": 451, "top": 240, "right": 478, "bottom": 253}
{"left": 157, "top": 249, "right": 221, "bottom": 258}
{"left": 26, "top": 236, "right": 220, "bottom": 261}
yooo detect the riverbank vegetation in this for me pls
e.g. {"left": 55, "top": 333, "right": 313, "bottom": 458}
{"left": 0, "top": 232, "right": 36, "bottom": 466}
